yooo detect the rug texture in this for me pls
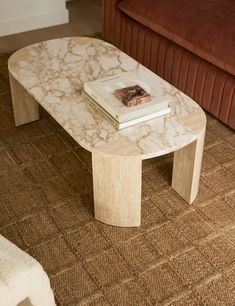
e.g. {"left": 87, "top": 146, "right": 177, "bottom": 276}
{"left": 0, "top": 53, "right": 235, "bottom": 306}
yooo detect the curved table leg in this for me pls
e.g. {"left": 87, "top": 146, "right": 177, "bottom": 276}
{"left": 172, "top": 128, "right": 206, "bottom": 204}
{"left": 92, "top": 150, "right": 142, "bottom": 227}
{"left": 9, "top": 74, "right": 40, "bottom": 126}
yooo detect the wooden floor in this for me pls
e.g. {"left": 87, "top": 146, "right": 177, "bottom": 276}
{"left": 0, "top": 0, "right": 102, "bottom": 54}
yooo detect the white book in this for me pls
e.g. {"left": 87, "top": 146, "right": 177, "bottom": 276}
{"left": 83, "top": 71, "right": 169, "bottom": 123}
{"left": 82, "top": 91, "right": 171, "bottom": 130}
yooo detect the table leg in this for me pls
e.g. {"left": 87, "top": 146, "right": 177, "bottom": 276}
{"left": 9, "top": 74, "right": 40, "bottom": 126}
{"left": 92, "top": 150, "right": 142, "bottom": 227}
{"left": 172, "top": 129, "right": 205, "bottom": 204}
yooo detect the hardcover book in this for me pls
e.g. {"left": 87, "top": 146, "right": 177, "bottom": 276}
{"left": 82, "top": 91, "right": 171, "bottom": 130}
{"left": 83, "top": 71, "right": 170, "bottom": 123}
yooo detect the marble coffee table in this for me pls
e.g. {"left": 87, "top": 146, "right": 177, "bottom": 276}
{"left": 8, "top": 37, "right": 206, "bottom": 227}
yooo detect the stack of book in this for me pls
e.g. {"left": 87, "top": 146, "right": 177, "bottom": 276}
{"left": 82, "top": 71, "right": 171, "bottom": 129}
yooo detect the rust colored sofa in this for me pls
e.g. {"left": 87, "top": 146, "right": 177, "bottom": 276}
{"left": 102, "top": 0, "right": 235, "bottom": 129}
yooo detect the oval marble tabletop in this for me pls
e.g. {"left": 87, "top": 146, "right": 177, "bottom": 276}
{"left": 8, "top": 37, "right": 207, "bottom": 226}
{"left": 8, "top": 37, "right": 206, "bottom": 160}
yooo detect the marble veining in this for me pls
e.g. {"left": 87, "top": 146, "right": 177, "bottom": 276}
{"left": 8, "top": 37, "right": 206, "bottom": 159}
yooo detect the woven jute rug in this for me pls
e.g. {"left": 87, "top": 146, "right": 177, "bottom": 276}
{"left": 0, "top": 52, "right": 235, "bottom": 306}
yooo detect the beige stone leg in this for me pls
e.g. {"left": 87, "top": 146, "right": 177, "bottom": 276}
{"left": 172, "top": 129, "right": 205, "bottom": 204}
{"left": 92, "top": 150, "right": 142, "bottom": 227}
{"left": 9, "top": 74, "right": 40, "bottom": 126}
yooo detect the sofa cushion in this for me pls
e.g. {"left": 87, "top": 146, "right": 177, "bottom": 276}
{"left": 119, "top": 0, "right": 235, "bottom": 76}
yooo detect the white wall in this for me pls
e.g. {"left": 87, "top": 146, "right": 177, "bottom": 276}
{"left": 0, "top": 0, "right": 68, "bottom": 37}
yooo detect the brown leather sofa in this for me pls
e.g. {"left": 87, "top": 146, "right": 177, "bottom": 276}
{"left": 102, "top": 0, "right": 235, "bottom": 129}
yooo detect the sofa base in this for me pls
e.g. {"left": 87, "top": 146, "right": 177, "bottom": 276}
{"left": 102, "top": 1, "right": 235, "bottom": 129}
